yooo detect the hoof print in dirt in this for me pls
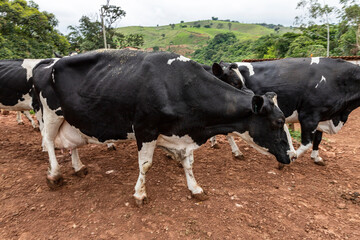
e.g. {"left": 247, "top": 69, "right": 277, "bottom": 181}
{"left": 74, "top": 166, "right": 89, "bottom": 178}
{"left": 46, "top": 175, "right": 64, "bottom": 190}
{"left": 192, "top": 192, "right": 209, "bottom": 201}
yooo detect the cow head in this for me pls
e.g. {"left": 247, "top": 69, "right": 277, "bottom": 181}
{"left": 236, "top": 92, "right": 291, "bottom": 164}
{"left": 212, "top": 62, "right": 244, "bottom": 89}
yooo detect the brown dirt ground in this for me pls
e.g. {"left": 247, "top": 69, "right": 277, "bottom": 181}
{"left": 0, "top": 109, "right": 359, "bottom": 240}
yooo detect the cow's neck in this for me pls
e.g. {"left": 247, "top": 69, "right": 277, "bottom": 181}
{"left": 184, "top": 78, "right": 253, "bottom": 139}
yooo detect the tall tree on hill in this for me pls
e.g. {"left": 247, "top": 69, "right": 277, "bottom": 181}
{"left": 339, "top": 0, "right": 360, "bottom": 54}
{"left": 295, "top": 0, "right": 337, "bottom": 57}
{"left": 67, "top": 1, "right": 143, "bottom": 52}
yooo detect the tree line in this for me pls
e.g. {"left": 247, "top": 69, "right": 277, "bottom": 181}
{"left": 0, "top": 0, "right": 359, "bottom": 61}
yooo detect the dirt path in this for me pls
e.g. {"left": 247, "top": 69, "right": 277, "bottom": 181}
{"left": 0, "top": 109, "right": 359, "bottom": 240}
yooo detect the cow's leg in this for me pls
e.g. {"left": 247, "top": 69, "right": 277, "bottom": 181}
{"left": 106, "top": 143, "right": 116, "bottom": 150}
{"left": 210, "top": 136, "right": 219, "bottom": 149}
{"left": 71, "top": 148, "right": 88, "bottom": 177}
{"left": 42, "top": 114, "right": 65, "bottom": 189}
{"left": 226, "top": 135, "right": 244, "bottom": 159}
{"left": 297, "top": 117, "right": 318, "bottom": 158}
{"left": 16, "top": 111, "right": 24, "bottom": 125}
{"left": 311, "top": 130, "right": 325, "bottom": 166}
{"left": 22, "top": 111, "right": 38, "bottom": 129}
{"left": 181, "top": 151, "right": 208, "bottom": 201}
{"left": 134, "top": 141, "right": 157, "bottom": 206}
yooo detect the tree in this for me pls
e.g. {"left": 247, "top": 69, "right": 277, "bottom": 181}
{"left": 0, "top": 0, "right": 70, "bottom": 58}
{"left": 295, "top": 0, "right": 337, "bottom": 56}
{"left": 339, "top": 0, "right": 360, "bottom": 54}
{"left": 100, "top": 0, "right": 126, "bottom": 48}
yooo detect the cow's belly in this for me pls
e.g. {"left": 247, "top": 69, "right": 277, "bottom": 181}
{"left": 54, "top": 121, "right": 136, "bottom": 149}
{"left": 0, "top": 93, "right": 32, "bottom": 111}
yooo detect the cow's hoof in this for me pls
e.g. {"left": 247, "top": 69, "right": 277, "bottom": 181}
{"left": 74, "top": 166, "right": 88, "bottom": 178}
{"left": 134, "top": 197, "right": 149, "bottom": 207}
{"left": 234, "top": 153, "right": 245, "bottom": 160}
{"left": 33, "top": 127, "right": 40, "bottom": 132}
{"left": 192, "top": 192, "right": 209, "bottom": 201}
{"left": 314, "top": 160, "right": 326, "bottom": 166}
{"left": 211, "top": 143, "right": 220, "bottom": 149}
{"left": 17, "top": 122, "right": 24, "bottom": 125}
{"left": 278, "top": 163, "right": 285, "bottom": 170}
{"left": 107, "top": 144, "right": 116, "bottom": 151}
{"left": 46, "top": 175, "right": 64, "bottom": 189}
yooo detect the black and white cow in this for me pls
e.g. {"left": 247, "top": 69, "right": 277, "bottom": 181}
{"left": 218, "top": 57, "right": 360, "bottom": 166}
{"left": 32, "top": 49, "right": 292, "bottom": 205}
{"left": 0, "top": 59, "right": 44, "bottom": 129}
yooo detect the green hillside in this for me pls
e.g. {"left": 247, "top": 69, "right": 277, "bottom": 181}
{"left": 116, "top": 20, "right": 295, "bottom": 56}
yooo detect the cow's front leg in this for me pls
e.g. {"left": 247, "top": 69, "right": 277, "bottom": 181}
{"left": 311, "top": 130, "right": 325, "bottom": 165}
{"left": 71, "top": 148, "right": 88, "bottom": 177}
{"left": 181, "top": 151, "right": 208, "bottom": 201}
{"left": 42, "top": 114, "right": 64, "bottom": 189}
{"left": 134, "top": 141, "right": 157, "bottom": 206}
{"left": 226, "top": 135, "right": 244, "bottom": 159}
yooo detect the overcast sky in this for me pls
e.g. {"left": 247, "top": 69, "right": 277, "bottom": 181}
{"left": 32, "top": 0, "right": 341, "bottom": 34}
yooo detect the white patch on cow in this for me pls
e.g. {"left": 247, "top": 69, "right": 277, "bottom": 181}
{"left": 235, "top": 62, "right": 255, "bottom": 76}
{"left": 0, "top": 93, "right": 33, "bottom": 111}
{"left": 296, "top": 143, "right": 312, "bottom": 158}
{"left": 44, "top": 58, "right": 60, "bottom": 69}
{"left": 21, "top": 59, "right": 43, "bottom": 81}
{"left": 232, "top": 68, "right": 246, "bottom": 86}
{"left": 231, "top": 131, "right": 270, "bottom": 156}
{"left": 286, "top": 110, "right": 299, "bottom": 123}
{"left": 167, "top": 56, "right": 191, "bottom": 65}
{"left": 315, "top": 76, "right": 326, "bottom": 88}
{"left": 316, "top": 120, "right": 344, "bottom": 134}
{"left": 311, "top": 57, "right": 321, "bottom": 65}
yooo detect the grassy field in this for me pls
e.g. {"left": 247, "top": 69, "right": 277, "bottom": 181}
{"left": 116, "top": 20, "right": 295, "bottom": 53}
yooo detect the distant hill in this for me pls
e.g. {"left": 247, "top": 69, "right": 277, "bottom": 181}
{"left": 115, "top": 20, "right": 296, "bottom": 56}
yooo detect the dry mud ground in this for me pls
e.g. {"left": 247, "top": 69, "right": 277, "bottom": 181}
{"left": 0, "top": 109, "right": 359, "bottom": 240}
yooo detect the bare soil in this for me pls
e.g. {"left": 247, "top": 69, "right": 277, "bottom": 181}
{"left": 0, "top": 109, "right": 359, "bottom": 240}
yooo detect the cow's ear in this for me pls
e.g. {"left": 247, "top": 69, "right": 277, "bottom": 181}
{"left": 212, "top": 63, "right": 223, "bottom": 77}
{"left": 229, "top": 63, "right": 238, "bottom": 69}
{"left": 252, "top": 95, "right": 264, "bottom": 114}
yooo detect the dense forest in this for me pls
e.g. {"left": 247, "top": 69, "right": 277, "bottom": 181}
{"left": 0, "top": 0, "right": 359, "bottom": 63}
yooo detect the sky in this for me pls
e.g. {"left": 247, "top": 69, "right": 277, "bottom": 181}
{"left": 32, "top": 0, "right": 342, "bottom": 34}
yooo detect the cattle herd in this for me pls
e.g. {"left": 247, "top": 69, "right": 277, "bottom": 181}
{"left": 1, "top": 49, "right": 359, "bottom": 206}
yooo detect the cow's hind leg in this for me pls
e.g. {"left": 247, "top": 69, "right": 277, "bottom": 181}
{"left": 71, "top": 148, "right": 88, "bottom": 177}
{"left": 16, "top": 111, "right": 24, "bottom": 125}
{"left": 181, "top": 151, "right": 208, "bottom": 201}
{"left": 311, "top": 130, "right": 325, "bottom": 166}
{"left": 134, "top": 141, "right": 157, "bottom": 206}
{"left": 22, "top": 110, "right": 38, "bottom": 129}
{"left": 226, "top": 135, "right": 244, "bottom": 159}
{"left": 210, "top": 136, "right": 220, "bottom": 149}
